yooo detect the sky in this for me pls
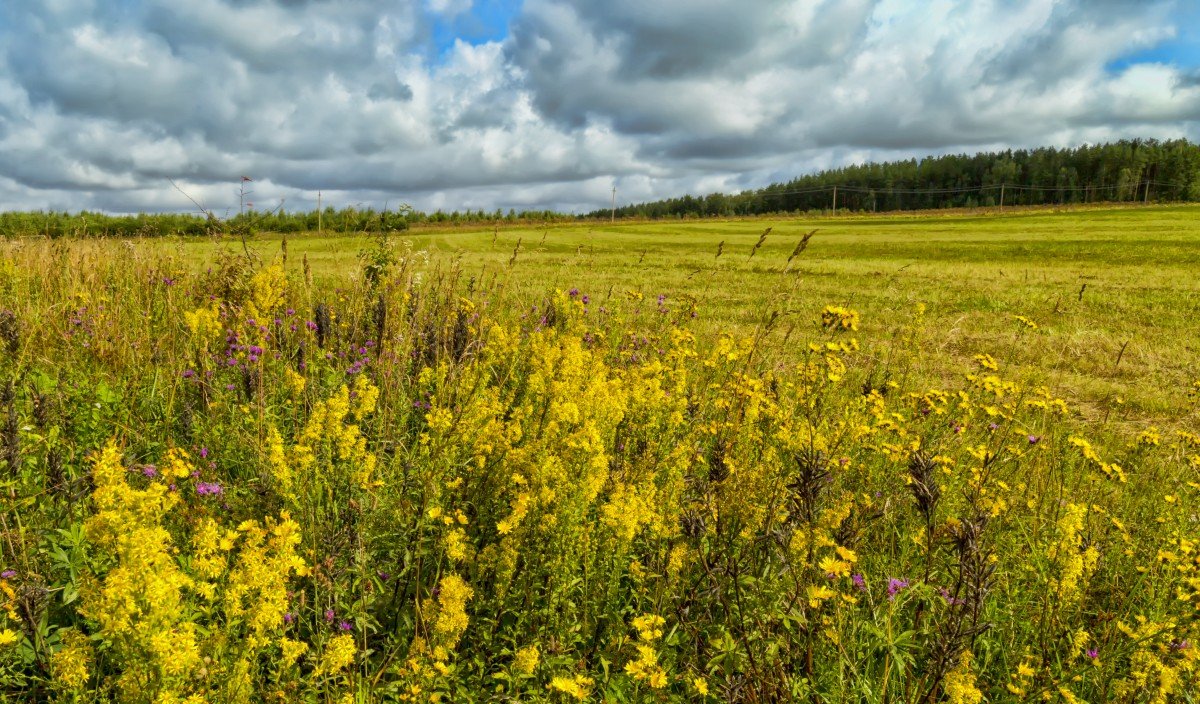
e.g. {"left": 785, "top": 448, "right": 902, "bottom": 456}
{"left": 1, "top": 0, "right": 1199, "bottom": 215}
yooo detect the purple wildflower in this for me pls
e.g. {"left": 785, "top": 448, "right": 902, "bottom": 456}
{"left": 1086, "top": 648, "right": 1099, "bottom": 660}
{"left": 378, "top": 571, "right": 390, "bottom": 581}
{"left": 199, "top": 447, "right": 208, "bottom": 459}
{"left": 0, "top": 570, "right": 15, "bottom": 579}
{"left": 581, "top": 294, "right": 590, "bottom": 304}
{"left": 142, "top": 465, "right": 159, "bottom": 478}
{"left": 988, "top": 422, "right": 999, "bottom": 431}
{"left": 283, "top": 613, "right": 295, "bottom": 624}
{"left": 851, "top": 573, "right": 866, "bottom": 592}
{"left": 887, "top": 578, "right": 910, "bottom": 600}
{"left": 338, "top": 620, "right": 352, "bottom": 631}
{"left": 196, "top": 482, "right": 223, "bottom": 496}
{"left": 1028, "top": 434, "right": 1040, "bottom": 445}
{"left": 324, "top": 609, "right": 335, "bottom": 622}
{"left": 182, "top": 369, "right": 196, "bottom": 378}
{"left": 568, "top": 288, "right": 580, "bottom": 297}
{"left": 938, "top": 587, "right": 964, "bottom": 606}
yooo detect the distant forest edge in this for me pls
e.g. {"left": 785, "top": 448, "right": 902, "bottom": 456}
{"left": 592, "top": 138, "right": 1200, "bottom": 219}
{"left": 3, "top": 138, "right": 1200, "bottom": 238}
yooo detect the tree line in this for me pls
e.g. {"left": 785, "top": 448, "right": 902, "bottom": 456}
{"left": 0, "top": 206, "right": 575, "bottom": 239}
{"left": 592, "top": 138, "right": 1200, "bottom": 219}
{"left": 3, "top": 139, "right": 1199, "bottom": 238}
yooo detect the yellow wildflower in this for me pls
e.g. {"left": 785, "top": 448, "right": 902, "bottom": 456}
{"left": 433, "top": 574, "right": 474, "bottom": 647}
{"left": 549, "top": 674, "right": 594, "bottom": 700}
{"left": 514, "top": 645, "right": 539, "bottom": 675}
{"left": 51, "top": 629, "right": 92, "bottom": 691}
{"left": 318, "top": 634, "right": 357, "bottom": 674}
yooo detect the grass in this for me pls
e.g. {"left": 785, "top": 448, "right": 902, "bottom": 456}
{"left": 1, "top": 203, "right": 1198, "bottom": 702}
{"left": 164, "top": 203, "right": 1200, "bottom": 425}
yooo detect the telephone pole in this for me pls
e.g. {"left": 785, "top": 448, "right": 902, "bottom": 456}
{"left": 610, "top": 185, "right": 617, "bottom": 224}
{"left": 317, "top": 191, "right": 322, "bottom": 235}
{"left": 999, "top": 183, "right": 1005, "bottom": 210}
{"left": 831, "top": 185, "right": 837, "bottom": 215}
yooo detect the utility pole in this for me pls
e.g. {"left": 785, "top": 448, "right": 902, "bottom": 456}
{"left": 610, "top": 185, "right": 617, "bottom": 224}
{"left": 831, "top": 185, "right": 837, "bottom": 215}
{"left": 999, "top": 183, "right": 1005, "bottom": 210}
{"left": 318, "top": 191, "right": 322, "bottom": 235}
{"left": 239, "top": 176, "right": 253, "bottom": 216}
{"left": 1144, "top": 179, "right": 1150, "bottom": 204}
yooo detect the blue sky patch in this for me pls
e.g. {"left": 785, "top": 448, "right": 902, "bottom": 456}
{"left": 430, "top": 0, "right": 522, "bottom": 61}
{"left": 1107, "top": 4, "right": 1200, "bottom": 72}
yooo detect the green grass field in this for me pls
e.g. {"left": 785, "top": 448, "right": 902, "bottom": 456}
{"left": 169, "top": 203, "right": 1200, "bottom": 425}
{"left": 3, "top": 203, "right": 1199, "bottom": 702}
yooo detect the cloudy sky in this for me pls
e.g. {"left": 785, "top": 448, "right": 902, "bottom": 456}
{"left": 1, "top": 0, "right": 1199, "bottom": 215}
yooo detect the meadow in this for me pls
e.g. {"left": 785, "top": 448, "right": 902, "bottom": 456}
{"left": 178, "top": 204, "right": 1200, "bottom": 424}
{"left": 0, "top": 204, "right": 1198, "bottom": 702}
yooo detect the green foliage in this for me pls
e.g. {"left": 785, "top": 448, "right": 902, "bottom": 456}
{"left": 597, "top": 138, "right": 1200, "bottom": 217}
{"left": 0, "top": 203, "right": 573, "bottom": 240}
{"left": 0, "top": 218, "right": 1198, "bottom": 702}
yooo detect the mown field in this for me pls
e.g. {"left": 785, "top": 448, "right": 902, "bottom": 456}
{"left": 177, "top": 204, "right": 1200, "bottom": 424}
{"left": 0, "top": 204, "right": 1198, "bottom": 702}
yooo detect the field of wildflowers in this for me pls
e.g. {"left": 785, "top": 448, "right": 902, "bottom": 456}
{"left": 0, "top": 223, "right": 1198, "bottom": 702}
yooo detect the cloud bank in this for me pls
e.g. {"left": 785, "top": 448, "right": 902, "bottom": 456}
{"left": 0, "top": 0, "right": 1198, "bottom": 214}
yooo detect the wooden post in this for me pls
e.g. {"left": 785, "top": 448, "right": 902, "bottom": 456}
{"left": 999, "top": 183, "right": 1005, "bottom": 209}
{"left": 1144, "top": 180, "right": 1150, "bottom": 204}
{"left": 611, "top": 185, "right": 617, "bottom": 223}
{"left": 318, "top": 191, "right": 322, "bottom": 235}
{"left": 831, "top": 185, "right": 837, "bottom": 215}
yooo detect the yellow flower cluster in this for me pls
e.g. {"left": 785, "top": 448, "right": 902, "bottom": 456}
{"left": 51, "top": 628, "right": 92, "bottom": 691}
{"left": 514, "top": 645, "right": 539, "bottom": 675}
{"left": 821, "top": 305, "right": 860, "bottom": 331}
{"left": 1047, "top": 503, "right": 1099, "bottom": 603}
{"left": 318, "top": 634, "right": 358, "bottom": 675}
{"left": 80, "top": 442, "right": 200, "bottom": 698}
{"left": 277, "top": 375, "right": 381, "bottom": 498}
{"left": 77, "top": 442, "right": 310, "bottom": 701}
{"left": 549, "top": 674, "right": 594, "bottom": 700}
{"left": 183, "top": 301, "right": 221, "bottom": 342}
{"left": 433, "top": 574, "right": 474, "bottom": 648}
{"left": 625, "top": 614, "right": 668, "bottom": 689}
{"left": 942, "top": 652, "right": 983, "bottom": 704}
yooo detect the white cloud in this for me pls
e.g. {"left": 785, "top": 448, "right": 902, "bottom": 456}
{"left": 0, "top": 0, "right": 1197, "bottom": 215}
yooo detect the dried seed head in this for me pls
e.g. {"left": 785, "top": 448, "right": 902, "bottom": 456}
{"left": 908, "top": 451, "right": 941, "bottom": 522}
{"left": 0, "top": 310, "right": 18, "bottom": 356}
{"left": 314, "top": 303, "right": 331, "bottom": 349}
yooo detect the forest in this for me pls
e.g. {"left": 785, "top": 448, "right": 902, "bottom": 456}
{"left": 595, "top": 138, "right": 1200, "bottom": 218}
